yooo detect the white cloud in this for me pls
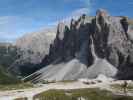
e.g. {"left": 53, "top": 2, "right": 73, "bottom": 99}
{"left": 49, "top": 0, "right": 91, "bottom": 26}
{"left": 0, "top": 0, "right": 92, "bottom": 42}
{"left": 0, "top": 16, "right": 37, "bottom": 42}
{"left": 49, "top": 7, "right": 90, "bottom": 26}
{"left": 71, "top": 8, "right": 90, "bottom": 16}
{"left": 62, "top": 8, "right": 90, "bottom": 23}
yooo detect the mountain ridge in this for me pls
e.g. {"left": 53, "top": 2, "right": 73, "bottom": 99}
{"left": 0, "top": 9, "right": 132, "bottom": 83}
{"left": 22, "top": 9, "right": 133, "bottom": 83}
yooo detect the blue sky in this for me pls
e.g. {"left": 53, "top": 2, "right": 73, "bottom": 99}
{"left": 0, "top": 0, "right": 133, "bottom": 42}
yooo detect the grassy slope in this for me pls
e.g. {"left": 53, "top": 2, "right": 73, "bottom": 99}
{"left": 0, "top": 43, "right": 34, "bottom": 90}
{"left": 0, "top": 65, "right": 20, "bottom": 84}
{"left": 0, "top": 43, "right": 20, "bottom": 85}
{"left": 0, "top": 82, "right": 33, "bottom": 91}
{"left": 14, "top": 97, "right": 28, "bottom": 100}
{"left": 33, "top": 88, "right": 133, "bottom": 100}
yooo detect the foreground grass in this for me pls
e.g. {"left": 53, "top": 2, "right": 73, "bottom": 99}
{"left": 33, "top": 88, "right": 133, "bottom": 100}
{"left": 0, "top": 82, "right": 34, "bottom": 91}
{"left": 14, "top": 97, "right": 28, "bottom": 100}
{"left": 0, "top": 65, "right": 21, "bottom": 85}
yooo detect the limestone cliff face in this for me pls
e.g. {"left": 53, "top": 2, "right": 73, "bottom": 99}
{"left": 23, "top": 9, "right": 133, "bottom": 82}
{"left": 91, "top": 9, "right": 133, "bottom": 79}
{"left": 15, "top": 28, "right": 56, "bottom": 63}
{"left": 10, "top": 28, "right": 56, "bottom": 76}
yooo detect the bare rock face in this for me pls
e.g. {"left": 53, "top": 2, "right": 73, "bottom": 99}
{"left": 92, "top": 9, "right": 128, "bottom": 65}
{"left": 10, "top": 28, "right": 56, "bottom": 76}
{"left": 91, "top": 9, "right": 133, "bottom": 79}
{"left": 15, "top": 28, "right": 56, "bottom": 63}
{"left": 128, "top": 19, "right": 133, "bottom": 41}
{"left": 43, "top": 15, "right": 93, "bottom": 67}
{"left": 16, "top": 9, "right": 133, "bottom": 82}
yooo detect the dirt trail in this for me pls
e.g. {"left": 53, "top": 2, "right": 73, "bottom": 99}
{"left": 0, "top": 81, "right": 132, "bottom": 100}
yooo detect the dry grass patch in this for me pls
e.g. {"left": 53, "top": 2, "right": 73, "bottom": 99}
{"left": 0, "top": 82, "right": 33, "bottom": 91}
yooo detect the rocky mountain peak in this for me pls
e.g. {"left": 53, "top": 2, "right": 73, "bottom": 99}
{"left": 57, "top": 22, "right": 67, "bottom": 40}
{"left": 70, "top": 19, "right": 76, "bottom": 30}
{"left": 11, "top": 9, "right": 133, "bottom": 82}
{"left": 96, "top": 9, "right": 109, "bottom": 17}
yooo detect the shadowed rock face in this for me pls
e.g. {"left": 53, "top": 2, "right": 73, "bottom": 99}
{"left": 21, "top": 9, "right": 133, "bottom": 82}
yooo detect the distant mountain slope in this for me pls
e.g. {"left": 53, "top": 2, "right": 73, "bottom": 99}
{"left": 9, "top": 28, "right": 57, "bottom": 76}
{"left": 16, "top": 28, "right": 56, "bottom": 63}
{"left": 0, "top": 43, "right": 19, "bottom": 84}
{"left": 16, "top": 28, "right": 56, "bottom": 56}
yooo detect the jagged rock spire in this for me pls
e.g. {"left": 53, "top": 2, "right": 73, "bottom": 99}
{"left": 96, "top": 9, "right": 109, "bottom": 17}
